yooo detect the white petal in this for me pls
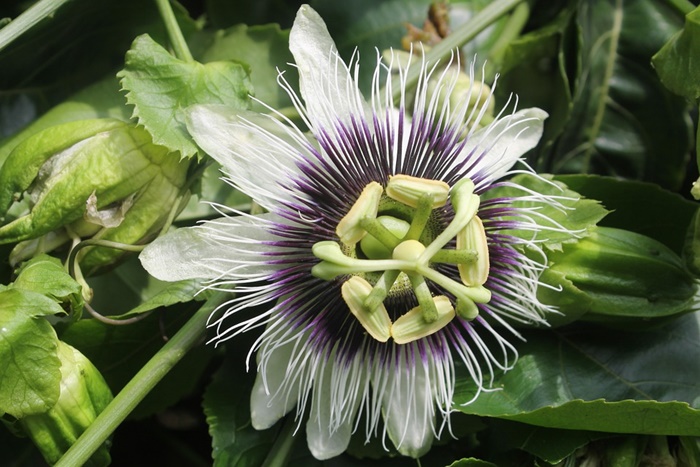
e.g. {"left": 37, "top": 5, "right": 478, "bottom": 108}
{"left": 186, "top": 104, "right": 307, "bottom": 210}
{"left": 250, "top": 337, "right": 302, "bottom": 430}
{"left": 306, "top": 353, "right": 361, "bottom": 460}
{"left": 457, "top": 107, "right": 548, "bottom": 188}
{"left": 381, "top": 347, "right": 435, "bottom": 458}
{"left": 139, "top": 213, "right": 282, "bottom": 282}
{"left": 289, "top": 5, "right": 368, "bottom": 130}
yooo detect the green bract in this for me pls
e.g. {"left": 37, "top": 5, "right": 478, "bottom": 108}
{"left": 538, "top": 226, "right": 697, "bottom": 326}
{"left": 19, "top": 341, "right": 113, "bottom": 467}
{"left": 0, "top": 118, "right": 189, "bottom": 275}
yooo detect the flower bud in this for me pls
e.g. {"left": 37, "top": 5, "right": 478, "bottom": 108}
{"left": 538, "top": 227, "right": 697, "bottom": 327}
{"left": 0, "top": 118, "right": 190, "bottom": 275}
{"left": 426, "top": 70, "right": 495, "bottom": 127}
{"left": 19, "top": 341, "right": 113, "bottom": 466}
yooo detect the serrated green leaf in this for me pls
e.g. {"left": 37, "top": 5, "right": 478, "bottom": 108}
{"left": 0, "top": 289, "right": 61, "bottom": 418}
{"left": 454, "top": 311, "right": 700, "bottom": 435}
{"left": 118, "top": 34, "right": 253, "bottom": 159}
{"left": 546, "top": 0, "right": 692, "bottom": 190}
{"left": 554, "top": 174, "right": 698, "bottom": 255}
{"left": 483, "top": 173, "right": 608, "bottom": 250}
{"left": 12, "top": 254, "right": 82, "bottom": 311}
{"left": 652, "top": 6, "right": 700, "bottom": 101}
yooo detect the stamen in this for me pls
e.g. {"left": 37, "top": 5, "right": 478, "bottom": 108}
{"left": 404, "top": 193, "right": 434, "bottom": 241}
{"left": 336, "top": 181, "right": 382, "bottom": 245}
{"left": 386, "top": 174, "right": 449, "bottom": 208}
{"left": 457, "top": 216, "right": 489, "bottom": 286}
{"left": 419, "top": 179, "right": 479, "bottom": 261}
{"left": 456, "top": 297, "right": 479, "bottom": 320}
{"left": 419, "top": 266, "right": 491, "bottom": 304}
{"left": 311, "top": 241, "right": 412, "bottom": 280}
{"left": 431, "top": 248, "right": 478, "bottom": 264}
{"left": 363, "top": 270, "right": 401, "bottom": 311}
{"left": 341, "top": 276, "right": 392, "bottom": 342}
{"left": 391, "top": 296, "right": 455, "bottom": 344}
{"left": 407, "top": 273, "right": 438, "bottom": 323}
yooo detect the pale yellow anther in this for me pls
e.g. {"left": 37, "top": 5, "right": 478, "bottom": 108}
{"left": 386, "top": 174, "right": 449, "bottom": 208}
{"left": 391, "top": 296, "right": 455, "bottom": 344}
{"left": 457, "top": 216, "right": 489, "bottom": 286}
{"left": 336, "top": 182, "right": 383, "bottom": 245}
{"left": 341, "top": 276, "right": 392, "bottom": 342}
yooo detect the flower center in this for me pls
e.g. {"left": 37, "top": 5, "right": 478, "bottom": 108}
{"left": 311, "top": 175, "right": 491, "bottom": 344}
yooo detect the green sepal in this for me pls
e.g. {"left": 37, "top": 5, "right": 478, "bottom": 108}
{"left": 19, "top": 341, "right": 113, "bottom": 467}
{"left": 0, "top": 119, "right": 190, "bottom": 274}
{"left": 0, "top": 119, "right": 126, "bottom": 220}
{"left": 539, "top": 227, "right": 697, "bottom": 326}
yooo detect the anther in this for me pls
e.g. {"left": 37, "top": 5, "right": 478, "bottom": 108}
{"left": 342, "top": 276, "right": 392, "bottom": 342}
{"left": 386, "top": 174, "right": 449, "bottom": 209}
{"left": 391, "top": 296, "right": 455, "bottom": 344}
{"left": 336, "top": 182, "right": 383, "bottom": 245}
{"left": 457, "top": 215, "right": 489, "bottom": 286}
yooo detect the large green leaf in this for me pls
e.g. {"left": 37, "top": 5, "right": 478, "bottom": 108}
{"left": 0, "top": 289, "right": 62, "bottom": 418}
{"left": 447, "top": 459, "right": 497, "bottom": 467}
{"left": 652, "top": 6, "right": 700, "bottom": 101}
{"left": 118, "top": 34, "right": 253, "bottom": 159}
{"left": 454, "top": 311, "right": 700, "bottom": 435}
{"left": 546, "top": 0, "right": 692, "bottom": 190}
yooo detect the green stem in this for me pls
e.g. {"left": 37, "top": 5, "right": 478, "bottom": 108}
{"left": 55, "top": 292, "right": 229, "bottom": 467}
{"left": 0, "top": 0, "right": 73, "bottom": 53}
{"left": 487, "top": 2, "right": 531, "bottom": 68}
{"left": 154, "top": 0, "right": 193, "bottom": 61}
{"left": 261, "top": 416, "right": 298, "bottom": 467}
{"left": 391, "top": 0, "right": 524, "bottom": 103}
